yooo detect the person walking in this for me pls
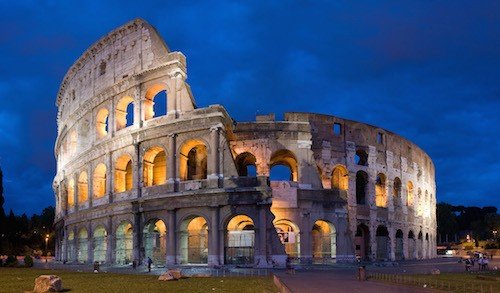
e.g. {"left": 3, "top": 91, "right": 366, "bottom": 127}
{"left": 147, "top": 257, "right": 153, "bottom": 272}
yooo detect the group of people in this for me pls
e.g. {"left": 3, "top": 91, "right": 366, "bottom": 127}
{"left": 464, "top": 255, "right": 490, "bottom": 271}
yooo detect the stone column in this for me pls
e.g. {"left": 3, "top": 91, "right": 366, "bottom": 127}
{"left": 166, "top": 209, "right": 176, "bottom": 265}
{"left": 254, "top": 206, "right": 267, "bottom": 267}
{"left": 88, "top": 165, "right": 93, "bottom": 208}
{"left": 208, "top": 207, "right": 220, "bottom": 266}
{"left": 72, "top": 226, "right": 78, "bottom": 262}
{"left": 167, "top": 133, "right": 177, "bottom": 188}
{"left": 134, "top": 142, "right": 141, "bottom": 198}
{"left": 369, "top": 225, "right": 377, "bottom": 261}
{"left": 62, "top": 226, "right": 68, "bottom": 262}
{"left": 133, "top": 211, "right": 142, "bottom": 264}
{"left": 73, "top": 173, "right": 79, "bottom": 212}
{"left": 390, "top": 228, "right": 396, "bottom": 261}
{"left": 107, "top": 216, "right": 114, "bottom": 264}
{"left": 87, "top": 222, "right": 94, "bottom": 264}
{"left": 107, "top": 153, "right": 114, "bottom": 203}
{"left": 299, "top": 214, "right": 313, "bottom": 264}
{"left": 109, "top": 97, "right": 116, "bottom": 136}
{"left": 208, "top": 126, "right": 220, "bottom": 180}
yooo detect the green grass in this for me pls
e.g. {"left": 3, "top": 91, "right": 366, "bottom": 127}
{"left": 0, "top": 268, "right": 277, "bottom": 293}
{"left": 370, "top": 271, "right": 500, "bottom": 293}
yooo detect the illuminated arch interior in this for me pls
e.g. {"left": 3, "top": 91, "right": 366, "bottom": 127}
{"left": 143, "top": 147, "right": 166, "bottom": 186}
{"left": 115, "top": 155, "right": 133, "bottom": 192}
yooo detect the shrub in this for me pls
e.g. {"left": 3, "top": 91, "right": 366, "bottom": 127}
{"left": 24, "top": 255, "right": 33, "bottom": 267}
{"left": 5, "top": 255, "right": 18, "bottom": 267}
{"left": 464, "top": 245, "right": 474, "bottom": 251}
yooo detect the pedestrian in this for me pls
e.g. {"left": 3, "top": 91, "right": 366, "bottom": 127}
{"left": 147, "top": 257, "right": 153, "bottom": 272}
{"left": 465, "top": 258, "right": 471, "bottom": 271}
{"left": 478, "top": 257, "right": 483, "bottom": 271}
{"left": 483, "top": 257, "right": 489, "bottom": 270}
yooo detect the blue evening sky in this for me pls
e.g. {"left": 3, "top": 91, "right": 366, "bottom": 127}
{"left": 0, "top": 1, "right": 498, "bottom": 215}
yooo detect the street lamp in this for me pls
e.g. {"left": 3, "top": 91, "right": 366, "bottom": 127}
{"left": 45, "top": 234, "right": 49, "bottom": 253}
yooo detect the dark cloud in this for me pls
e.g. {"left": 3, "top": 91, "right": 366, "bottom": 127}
{"left": 0, "top": 1, "right": 498, "bottom": 214}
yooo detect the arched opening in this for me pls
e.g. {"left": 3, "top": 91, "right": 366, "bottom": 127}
{"left": 407, "top": 181, "right": 414, "bottom": 206}
{"left": 180, "top": 216, "right": 208, "bottom": 264}
{"left": 355, "top": 224, "right": 370, "bottom": 260}
{"left": 356, "top": 171, "right": 368, "bottom": 205}
{"left": 393, "top": 177, "right": 402, "bottom": 207}
{"left": 270, "top": 149, "right": 298, "bottom": 181}
{"left": 67, "top": 178, "right": 75, "bottom": 207}
{"left": 67, "top": 231, "right": 75, "bottom": 262}
{"left": 144, "top": 84, "right": 168, "bottom": 120}
{"left": 78, "top": 172, "right": 88, "bottom": 204}
{"left": 179, "top": 140, "right": 207, "bottom": 181}
{"left": 355, "top": 149, "right": 368, "bottom": 166}
{"left": 225, "top": 215, "right": 255, "bottom": 265}
{"left": 93, "top": 163, "right": 107, "bottom": 198}
{"left": 312, "top": 220, "right": 336, "bottom": 263}
{"left": 375, "top": 173, "right": 387, "bottom": 207}
{"left": 332, "top": 165, "right": 348, "bottom": 191}
{"left": 274, "top": 219, "right": 300, "bottom": 259}
{"left": 395, "top": 229, "right": 404, "bottom": 260}
{"left": 408, "top": 230, "right": 416, "bottom": 260}
{"left": 425, "top": 233, "right": 430, "bottom": 259}
{"left": 116, "top": 96, "right": 134, "bottom": 130}
{"left": 115, "top": 222, "right": 133, "bottom": 265}
{"left": 77, "top": 228, "right": 88, "bottom": 263}
{"left": 93, "top": 226, "right": 107, "bottom": 264}
{"left": 376, "top": 226, "right": 389, "bottom": 260}
{"left": 143, "top": 147, "right": 166, "bottom": 186}
{"left": 143, "top": 219, "right": 167, "bottom": 266}
{"left": 235, "top": 152, "right": 257, "bottom": 177}
{"left": 114, "top": 155, "right": 133, "bottom": 192}
{"left": 96, "top": 108, "right": 109, "bottom": 138}
{"left": 417, "top": 231, "right": 423, "bottom": 259}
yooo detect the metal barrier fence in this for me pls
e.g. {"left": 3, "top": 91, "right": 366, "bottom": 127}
{"left": 368, "top": 272, "right": 495, "bottom": 293}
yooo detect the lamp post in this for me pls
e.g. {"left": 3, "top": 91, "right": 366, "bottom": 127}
{"left": 45, "top": 234, "right": 49, "bottom": 253}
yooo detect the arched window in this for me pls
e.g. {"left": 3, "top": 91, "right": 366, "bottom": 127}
{"left": 144, "top": 84, "right": 168, "bottom": 120}
{"left": 354, "top": 150, "right": 368, "bottom": 166}
{"left": 96, "top": 108, "right": 109, "bottom": 138}
{"left": 375, "top": 173, "right": 387, "bottom": 207}
{"left": 143, "top": 147, "right": 167, "bottom": 186}
{"left": 225, "top": 215, "right": 254, "bottom": 265}
{"left": 332, "top": 165, "right": 348, "bottom": 191}
{"left": 393, "top": 177, "right": 402, "bottom": 207}
{"left": 407, "top": 181, "right": 414, "bottom": 206}
{"left": 67, "top": 178, "right": 75, "bottom": 207}
{"left": 115, "top": 155, "right": 133, "bottom": 192}
{"left": 78, "top": 172, "right": 88, "bottom": 203}
{"left": 93, "top": 163, "right": 107, "bottom": 198}
{"left": 116, "top": 96, "right": 134, "bottom": 130}
{"left": 355, "top": 171, "right": 368, "bottom": 205}
{"left": 270, "top": 149, "right": 298, "bottom": 181}
{"left": 235, "top": 152, "right": 257, "bottom": 177}
{"left": 179, "top": 140, "right": 207, "bottom": 181}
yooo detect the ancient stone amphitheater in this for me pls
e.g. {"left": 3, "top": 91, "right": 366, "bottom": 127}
{"left": 53, "top": 19, "right": 436, "bottom": 268}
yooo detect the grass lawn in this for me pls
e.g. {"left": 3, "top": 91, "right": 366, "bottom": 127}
{"left": 370, "top": 270, "right": 500, "bottom": 293}
{"left": 0, "top": 268, "right": 277, "bottom": 293}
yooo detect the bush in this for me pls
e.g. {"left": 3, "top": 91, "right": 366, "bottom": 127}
{"left": 23, "top": 255, "right": 33, "bottom": 267}
{"left": 5, "top": 255, "right": 18, "bottom": 267}
{"left": 485, "top": 243, "right": 497, "bottom": 249}
{"left": 464, "top": 245, "right": 474, "bottom": 251}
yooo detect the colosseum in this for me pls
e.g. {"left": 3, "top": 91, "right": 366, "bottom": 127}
{"left": 53, "top": 19, "right": 437, "bottom": 268}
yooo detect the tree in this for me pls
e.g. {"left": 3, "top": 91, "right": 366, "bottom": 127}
{"left": 437, "top": 202, "right": 459, "bottom": 243}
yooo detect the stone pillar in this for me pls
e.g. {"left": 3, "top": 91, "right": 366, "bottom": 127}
{"left": 109, "top": 97, "right": 116, "bottom": 136}
{"left": 208, "top": 207, "right": 220, "bottom": 266}
{"left": 133, "top": 211, "right": 142, "bottom": 264}
{"left": 62, "top": 226, "right": 68, "bottom": 262}
{"left": 107, "top": 153, "right": 113, "bottom": 203}
{"left": 369, "top": 225, "right": 377, "bottom": 261}
{"left": 72, "top": 226, "right": 78, "bottom": 262}
{"left": 167, "top": 133, "right": 177, "bottom": 187}
{"left": 403, "top": 229, "right": 409, "bottom": 260}
{"left": 134, "top": 143, "right": 141, "bottom": 198}
{"left": 208, "top": 126, "right": 220, "bottom": 180}
{"left": 390, "top": 228, "right": 396, "bottom": 261}
{"left": 254, "top": 206, "right": 267, "bottom": 267}
{"left": 299, "top": 214, "right": 313, "bottom": 264}
{"left": 107, "top": 216, "right": 114, "bottom": 264}
{"left": 87, "top": 222, "right": 94, "bottom": 264}
{"left": 87, "top": 165, "right": 93, "bottom": 208}
{"left": 166, "top": 209, "right": 176, "bottom": 265}
{"left": 73, "top": 173, "right": 79, "bottom": 212}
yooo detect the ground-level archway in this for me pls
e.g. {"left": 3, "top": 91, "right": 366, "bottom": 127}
{"left": 180, "top": 216, "right": 208, "bottom": 264}
{"left": 408, "top": 230, "right": 416, "bottom": 260}
{"left": 93, "top": 226, "right": 107, "bottom": 264}
{"left": 143, "top": 219, "right": 167, "bottom": 265}
{"left": 355, "top": 224, "right": 370, "bottom": 260}
{"left": 115, "top": 222, "right": 133, "bottom": 264}
{"left": 312, "top": 220, "right": 336, "bottom": 263}
{"left": 274, "top": 219, "right": 300, "bottom": 259}
{"left": 67, "top": 230, "right": 75, "bottom": 262}
{"left": 395, "top": 229, "right": 404, "bottom": 261}
{"left": 77, "top": 228, "right": 88, "bottom": 263}
{"left": 225, "top": 215, "right": 255, "bottom": 265}
{"left": 376, "top": 226, "right": 390, "bottom": 260}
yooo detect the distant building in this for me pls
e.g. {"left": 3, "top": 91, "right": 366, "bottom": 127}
{"left": 53, "top": 19, "right": 437, "bottom": 267}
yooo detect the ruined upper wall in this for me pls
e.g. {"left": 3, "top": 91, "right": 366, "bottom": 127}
{"left": 56, "top": 18, "right": 170, "bottom": 129}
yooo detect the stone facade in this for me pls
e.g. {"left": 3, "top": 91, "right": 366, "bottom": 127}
{"left": 53, "top": 19, "right": 437, "bottom": 268}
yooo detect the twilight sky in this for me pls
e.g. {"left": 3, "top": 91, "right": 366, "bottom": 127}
{"left": 0, "top": 1, "right": 499, "bottom": 215}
